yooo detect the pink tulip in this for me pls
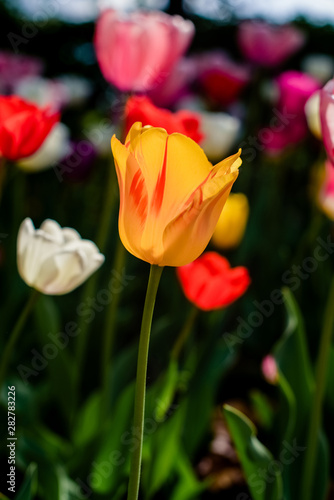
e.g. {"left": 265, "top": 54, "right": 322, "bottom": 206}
{"left": 276, "top": 71, "right": 321, "bottom": 116}
{"left": 237, "top": 21, "right": 305, "bottom": 68}
{"left": 264, "top": 71, "right": 321, "bottom": 154}
{"left": 320, "top": 79, "right": 334, "bottom": 165}
{"left": 94, "top": 9, "right": 195, "bottom": 93}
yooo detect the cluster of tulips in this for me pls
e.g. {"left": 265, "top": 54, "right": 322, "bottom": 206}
{"left": 1, "top": 4, "right": 334, "bottom": 500}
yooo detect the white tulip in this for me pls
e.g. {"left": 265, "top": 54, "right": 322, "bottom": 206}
{"left": 199, "top": 111, "right": 241, "bottom": 161}
{"left": 18, "top": 123, "right": 71, "bottom": 173}
{"left": 17, "top": 218, "right": 105, "bottom": 295}
{"left": 305, "top": 90, "right": 322, "bottom": 140}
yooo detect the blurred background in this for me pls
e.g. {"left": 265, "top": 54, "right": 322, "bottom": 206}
{"left": 0, "top": 0, "right": 334, "bottom": 499}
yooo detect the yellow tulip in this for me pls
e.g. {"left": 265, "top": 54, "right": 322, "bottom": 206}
{"left": 111, "top": 122, "right": 241, "bottom": 267}
{"left": 211, "top": 193, "right": 249, "bottom": 249}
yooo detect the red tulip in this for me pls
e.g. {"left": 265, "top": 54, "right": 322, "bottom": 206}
{"left": 320, "top": 78, "right": 334, "bottom": 165}
{"left": 196, "top": 51, "right": 250, "bottom": 107}
{"left": 125, "top": 95, "right": 203, "bottom": 143}
{"left": 0, "top": 96, "right": 59, "bottom": 161}
{"left": 94, "top": 9, "right": 194, "bottom": 93}
{"left": 237, "top": 21, "right": 305, "bottom": 68}
{"left": 176, "top": 252, "right": 250, "bottom": 311}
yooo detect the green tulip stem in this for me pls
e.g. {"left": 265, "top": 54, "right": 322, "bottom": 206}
{"left": 0, "top": 289, "right": 40, "bottom": 388}
{"left": 127, "top": 264, "right": 163, "bottom": 500}
{"left": 302, "top": 275, "right": 334, "bottom": 500}
{"left": 171, "top": 305, "right": 199, "bottom": 360}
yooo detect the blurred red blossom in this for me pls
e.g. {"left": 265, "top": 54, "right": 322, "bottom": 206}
{"left": 176, "top": 251, "right": 250, "bottom": 311}
{"left": 196, "top": 51, "right": 251, "bottom": 107}
{"left": 125, "top": 95, "right": 203, "bottom": 143}
{"left": 94, "top": 9, "right": 194, "bottom": 93}
{"left": 237, "top": 21, "right": 305, "bottom": 68}
{"left": 0, "top": 96, "right": 59, "bottom": 161}
{"left": 320, "top": 78, "right": 334, "bottom": 166}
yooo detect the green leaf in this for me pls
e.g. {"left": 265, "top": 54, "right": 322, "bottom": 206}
{"left": 37, "top": 463, "right": 84, "bottom": 500}
{"left": 170, "top": 449, "right": 206, "bottom": 500}
{"left": 89, "top": 382, "right": 135, "bottom": 494}
{"left": 72, "top": 391, "right": 101, "bottom": 446}
{"left": 153, "top": 359, "right": 179, "bottom": 422}
{"left": 273, "top": 288, "right": 329, "bottom": 500}
{"left": 223, "top": 405, "right": 283, "bottom": 500}
{"left": 183, "top": 336, "right": 236, "bottom": 455}
{"left": 144, "top": 404, "right": 185, "bottom": 498}
{"left": 33, "top": 296, "right": 76, "bottom": 422}
{"left": 250, "top": 390, "right": 275, "bottom": 430}
{"left": 325, "top": 345, "right": 334, "bottom": 412}
{"left": 14, "top": 463, "right": 38, "bottom": 500}
{"left": 274, "top": 288, "right": 314, "bottom": 433}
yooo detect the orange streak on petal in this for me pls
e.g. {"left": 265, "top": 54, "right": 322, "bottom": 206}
{"left": 152, "top": 136, "right": 168, "bottom": 214}
{"left": 130, "top": 169, "right": 148, "bottom": 224}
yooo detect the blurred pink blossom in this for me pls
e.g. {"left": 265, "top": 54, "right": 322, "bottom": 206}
{"left": 261, "top": 355, "right": 278, "bottom": 384}
{"left": 148, "top": 57, "right": 197, "bottom": 108}
{"left": 320, "top": 78, "right": 334, "bottom": 165}
{"left": 276, "top": 71, "right": 321, "bottom": 116}
{"left": 237, "top": 21, "right": 305, "bottom": 68}
{"left": 264, "top": 71, "right": 321, "bottom": 154}
{"left": 0, "top": 51, "right": 43, "bottom": 94}
{"left": 318, "top": 159, "right": 334, "bottom": 219}
{"left": 94, "top": 9, "right": 194, "bottom": 93}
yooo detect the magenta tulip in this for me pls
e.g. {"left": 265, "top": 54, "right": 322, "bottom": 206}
{"left": 237, "top": 21, "right": 305, "bottom": 68}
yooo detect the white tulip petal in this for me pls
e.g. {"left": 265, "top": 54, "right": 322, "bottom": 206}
{"left": 62, "top": 228, "right": 81, "bottom": 243}
{"left": 17, "top": 217, "right": 105, "bottom": 295}
{"left": 39, "top": 219, "right": 64, "bottom": 243}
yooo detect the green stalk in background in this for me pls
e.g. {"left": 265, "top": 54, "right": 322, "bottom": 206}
{"left": 0, "top": 289, "right": 40, "bottom": 388}
{"left": 301, "top": 275, "right": 334, "bottom": 500}
{"left": 170, "top": 306, "right": 199, "bottom": 361}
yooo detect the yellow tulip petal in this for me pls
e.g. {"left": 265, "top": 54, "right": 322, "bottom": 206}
{"left": 161, "top": 175, "right": 236, "bottom": 266}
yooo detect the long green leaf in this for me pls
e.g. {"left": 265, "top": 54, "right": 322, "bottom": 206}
{"left": 224, "top": 405, "right": 283, "bottom": 500}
